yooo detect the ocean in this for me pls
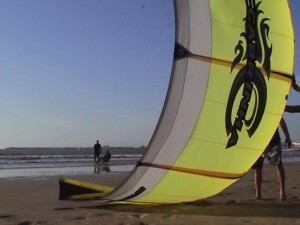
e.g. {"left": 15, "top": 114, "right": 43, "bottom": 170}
{"left": 1, "top": 146, "right": 300, "bottom": 180}
{"left": 0, "top": 147, "right": 144, "bottom": 179}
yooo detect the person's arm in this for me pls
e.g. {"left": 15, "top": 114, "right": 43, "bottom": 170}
{"left": 285, "top": 105, "right": 300, "bottom": 113}
{"left": 294, "top": 86, "right": 300, "bottom": 93}
{"left": 292, "top": 74, "right": 300, "bottom": 93}
{"left": 280, "top": 118, "right": 292, "bottom": 148}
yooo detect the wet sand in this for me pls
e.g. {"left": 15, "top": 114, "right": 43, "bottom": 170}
{"left": 1, "top": 163, "right": 300, "bottom": 225}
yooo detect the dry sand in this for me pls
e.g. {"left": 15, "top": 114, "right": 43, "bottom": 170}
{"left": 1, "top": 163, "right": 300, "bottom": 225}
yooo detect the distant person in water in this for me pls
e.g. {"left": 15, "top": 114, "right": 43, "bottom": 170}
{"left": 99, "top": 149, "right": 111, "bottom": 163}
{"left": 94, "top": 140, "right": 102, "bottom": 163}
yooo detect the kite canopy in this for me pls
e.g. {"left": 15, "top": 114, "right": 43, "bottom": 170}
{"left": 59, "top": 0, "right": 295, "bottom": 204}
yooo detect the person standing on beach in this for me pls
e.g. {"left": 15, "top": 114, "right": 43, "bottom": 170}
{"left": 94, "top": 140, "right": 102, "bottom": 163}
{"left": 252, "top": 118, "right": 292, "bottom": 201}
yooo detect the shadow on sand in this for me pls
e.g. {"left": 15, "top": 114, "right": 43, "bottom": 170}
{"left": 80, "top": 200, "right": 300, "bottom": 218}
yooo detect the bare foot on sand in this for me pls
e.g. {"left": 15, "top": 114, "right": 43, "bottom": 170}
{"left": 253, "top": 195, "right": 262, "bottom": 201}
{"left": 280, "top": 193, "right": 287, "bottom": 202}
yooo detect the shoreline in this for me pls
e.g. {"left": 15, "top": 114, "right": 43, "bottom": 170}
{"left": 0, "top": 163, "right": 300, "bottom": 225}
{"left": 1, "top": 155, "right": 300, "bottom": 180}
{"left": 0, "top": 162, "right": 136, "bottom": 180}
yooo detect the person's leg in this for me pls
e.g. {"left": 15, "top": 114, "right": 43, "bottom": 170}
{"left": 252, "top": 155, "right": 264, "bottom": 200}
{"left": 254, "top": 168, "right": 263, "bottom": 200}
{"left": 94, "top": 150, "right": 100, "bottom": 163}
{"left": 275, "top": 164, "right": 286, "bottom": 201}
{"left": 267, "top": 144, "right": 286, "bottom": 201}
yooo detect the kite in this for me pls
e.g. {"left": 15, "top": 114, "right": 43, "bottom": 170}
{"left": 59, "top": 0, "right": 295, "bottom": 204}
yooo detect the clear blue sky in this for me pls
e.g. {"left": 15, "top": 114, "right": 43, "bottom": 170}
{"left": 0, "top": 0, "right": 299, "bottom": 149}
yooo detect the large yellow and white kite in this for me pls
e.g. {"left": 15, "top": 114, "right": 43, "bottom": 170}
{"left": 59, "top": 0, "right": 295, "bottom": 204}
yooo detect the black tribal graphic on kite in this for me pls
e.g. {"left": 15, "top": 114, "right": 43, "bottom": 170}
{"left": 225, "top": 0, "right": 272, "bottom": 149}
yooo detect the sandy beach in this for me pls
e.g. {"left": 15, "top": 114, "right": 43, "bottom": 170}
{"left": 1, "top": 163, "right": 300, "bottom": 225}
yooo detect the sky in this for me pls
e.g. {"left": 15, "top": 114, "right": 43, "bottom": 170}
{"left": 0, "top": 0, "right": 299, "bottom": 149}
